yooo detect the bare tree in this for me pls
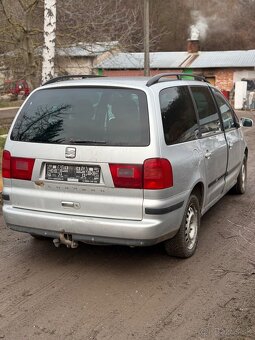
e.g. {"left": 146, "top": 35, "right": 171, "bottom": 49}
{"left": 56, "top": 0, "right": 142, "bottom": 51}
{"left": 0, "top": 0, "right": 43, "bottom": 88}
{"left": 54, "top": 0, "right": 166, "bottom": 74}
{"left": 42, "top": 0, "right": 56, "bottom": 83}
{"left": 0, "top": 0, "right": 145, "bottom": 86}
{"left": 52, "top": 0, "right": 153, "bottom": 76}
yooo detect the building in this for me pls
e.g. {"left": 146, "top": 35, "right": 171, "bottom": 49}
{"left": 0, "top": 41, "right": 119, "bottom": 87}
{"left": 55, "top": 41, "right": 119, "bottom": 76}
{"left": 96, "top": 40, "right": 255, "bottom": 96}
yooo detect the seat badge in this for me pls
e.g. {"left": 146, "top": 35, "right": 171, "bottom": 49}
{"left": 65, "top": 147, "right": 76, "bottom": 159}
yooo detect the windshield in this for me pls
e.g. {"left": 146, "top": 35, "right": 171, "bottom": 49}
{"left": 11, "top": 87, "right": 150, "bottom": 146}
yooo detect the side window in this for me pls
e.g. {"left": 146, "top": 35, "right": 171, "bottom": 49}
{"left": 212, "top": 88, "right": 236, "bottom": 130}
{"left": 159, "top": 86, "right": 199, "bottom": 145}
{"left": 190, "top": 86, "right": 222, "bottom": 136}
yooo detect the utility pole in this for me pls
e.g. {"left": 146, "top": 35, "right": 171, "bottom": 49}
{"left": 42, "top": 0, "right": 56, "bottom": 84}
{"left": 144, "top": 0, "right": 150, "bottom": 76}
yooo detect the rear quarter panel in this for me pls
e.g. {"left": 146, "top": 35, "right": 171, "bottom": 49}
{"left": 144, "top": 85, "right": 206, "bottom": 211}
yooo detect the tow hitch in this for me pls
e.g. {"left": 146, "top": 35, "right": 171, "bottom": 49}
{"left": 53, "top": 230, "right": 79, "bottom": 249}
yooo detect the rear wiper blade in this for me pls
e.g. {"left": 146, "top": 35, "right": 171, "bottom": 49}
{"left": 68, "top": 139, "right": 107, "bottom": 145}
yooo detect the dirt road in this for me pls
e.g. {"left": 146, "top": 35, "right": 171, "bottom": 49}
{"left": 0, "top": 107, "right": 19, "bottom": 120}
{"left": 0, "top": 112, "right": 254, "bottom": 340}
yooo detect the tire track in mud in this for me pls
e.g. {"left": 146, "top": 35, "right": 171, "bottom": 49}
{"left": 0, "top": 221, "right": 253, "bottom": 340}
{"left": 0, "top": 238, "right": 77, "bottom": 292}
{"left": 1, "top": 243, "right": 149, "bottom": 337}
{"left": 0, "top": 259, "right": 82, "bottom": 323}
{"left": 1, "top": 199, "right": 252, "bottom": 340}
{"left": 0, "top": 239, "right": 100, "bottom": 326}
{"left": 57, "top": 227, "right": 249, "bottom": 340}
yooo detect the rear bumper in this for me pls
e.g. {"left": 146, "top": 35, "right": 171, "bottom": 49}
{"left": 3, "top": 203, "right": 185, "bottom": 246}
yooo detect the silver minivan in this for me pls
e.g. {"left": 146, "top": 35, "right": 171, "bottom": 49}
{"left": 2, "top": 74, "right": 252, "bottom": 257}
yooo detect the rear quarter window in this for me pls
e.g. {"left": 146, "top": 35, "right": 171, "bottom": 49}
{"left": 159, "top": 86, "right": 199, "bottom": 145}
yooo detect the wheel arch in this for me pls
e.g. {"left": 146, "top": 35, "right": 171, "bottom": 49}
{"left": 190, "top": 182, "right": 204, "bottom": 210}
{"left": 244, "top": 147, "right": 248, "bottom": 159}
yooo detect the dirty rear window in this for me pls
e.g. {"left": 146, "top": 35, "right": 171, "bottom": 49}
{"left": 11, "top": 87, "right": 150, "bottom": 146}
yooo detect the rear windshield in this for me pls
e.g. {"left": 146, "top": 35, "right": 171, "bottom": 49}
{"left": 11, "top": 87, "right": 150, "bottom": 146}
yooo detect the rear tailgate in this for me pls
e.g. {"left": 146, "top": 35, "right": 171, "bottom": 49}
{"left": 9, "top": 144, "right": 147, "bottom": 220}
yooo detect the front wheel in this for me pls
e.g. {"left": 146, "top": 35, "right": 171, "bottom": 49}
{"left": 232, "top": 156, "right": 247, "bottom": 194}
{"left": 164, "top": 194, "right": 200, "bottom": 258}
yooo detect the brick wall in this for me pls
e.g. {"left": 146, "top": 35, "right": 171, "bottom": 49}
{"left": 214, "top": 69, "right": 234, "bottom": 91}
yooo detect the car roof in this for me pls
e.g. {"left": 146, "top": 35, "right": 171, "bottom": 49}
{"left": 42, "top": 77, "right": 149, "bottom": 88}
{"left": 41, "top": 76, "right": 211, "bottom": 91}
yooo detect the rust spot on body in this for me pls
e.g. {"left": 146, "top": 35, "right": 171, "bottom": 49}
{"left": 34, "top": 180, "right": 44, "bottom": 187}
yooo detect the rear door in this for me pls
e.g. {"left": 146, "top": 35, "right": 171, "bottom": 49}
{"left": 211, "top": 88, "right": 242, "bottom": 191}
{"left": 190, "top": 86, "right": 228, "bottom": 205}
{"left": 9, "top": 86, "right": 151, "bottom": 221}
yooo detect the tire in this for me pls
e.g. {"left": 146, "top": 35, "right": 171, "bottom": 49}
{"left": 231, "top": 156, "right": 247, "bottom": 194}
{"left": 164, "top": 194, "right": 200, "bottom": 258}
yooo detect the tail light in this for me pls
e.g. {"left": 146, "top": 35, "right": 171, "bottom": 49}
{"left": 110, "top": 158, "right": 173, "bottom": 190}
{"left": 2, "top": 150, "right": 11, "bottom": 178}
{"left": 2, "top": 150, "right": 35, "bottom": 180}
{"left": 109, "top": 164, "right": 143, "bottom": 189}
{"left": 143, "top": 158, "right": 173, "bottom": 189}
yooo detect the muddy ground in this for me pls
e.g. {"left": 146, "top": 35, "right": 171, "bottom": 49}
{"left": 0, "top": 112, "right": 254, "bottom": 340}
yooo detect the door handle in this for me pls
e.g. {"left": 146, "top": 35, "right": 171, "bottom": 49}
{"left": 62, "top": 201, "right": 80, "bottom": 209}
{"left": 205, "top": 151, "right": 212, "bottom": 159}
{"left": 62, "top": 201, "right": 74, "bottom": 208}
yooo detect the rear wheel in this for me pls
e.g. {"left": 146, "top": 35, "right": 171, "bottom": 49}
{"left": 232, "top": 156, "right": 247, "bottom": 194}
{"left": 164, "top": 194, "right": 200, "bottom": 258}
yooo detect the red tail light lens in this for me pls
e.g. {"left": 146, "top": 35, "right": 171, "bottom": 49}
{"left": 2, "top": 150, "right": 11, "bottom": 178}
{"left": 143, "top": 158, "right": 173, "bottom": 189}
{"left": 2, "top": 150, "right": 35, "bottom": 180}
{"left": 109, "top": 158, "right": 173, "bottom": 190}
{"left": 11, "top": 157, "right": 35, "bottom": 180}
{"left": 109, "top": 164, "right": 143, "bottom": 188}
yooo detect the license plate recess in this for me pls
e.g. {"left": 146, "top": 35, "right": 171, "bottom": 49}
{"left": 46, "top": 163, "right": 100, "bottom": 183}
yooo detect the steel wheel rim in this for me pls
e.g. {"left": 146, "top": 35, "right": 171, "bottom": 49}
{"left": 241, "top": 163, "right": 246, "bottom": 191}
{"left": 185, "top": 205, "right": 198, "bottom": 250}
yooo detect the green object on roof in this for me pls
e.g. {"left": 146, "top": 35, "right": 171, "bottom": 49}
{"left": 182, "top": 69, "right": 194, "bottom": 80}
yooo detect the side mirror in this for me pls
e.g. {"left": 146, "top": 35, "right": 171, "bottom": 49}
{"left": 240, "top": 117, "right": 253, "bottom": 127}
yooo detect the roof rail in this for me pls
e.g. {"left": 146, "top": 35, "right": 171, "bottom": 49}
{"left": 146, "top": 73, "right": 210, "bottom": 87}
{"left": 42, "top": 75, "right": 105, "bottom": 86}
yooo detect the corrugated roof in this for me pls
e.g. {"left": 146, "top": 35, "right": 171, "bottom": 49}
{"left": 191, "top": 50, "right": 255, "bottom": 68}
{"left": 97, "top": 52, "right": 189, "bottom": 69}
{"left": 97, "top": 50, "right": 255, "bottom": 69}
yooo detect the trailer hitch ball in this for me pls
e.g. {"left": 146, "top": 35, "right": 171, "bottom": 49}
{"left": 53, "top": 231, "right": 79, "bottom": 249}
